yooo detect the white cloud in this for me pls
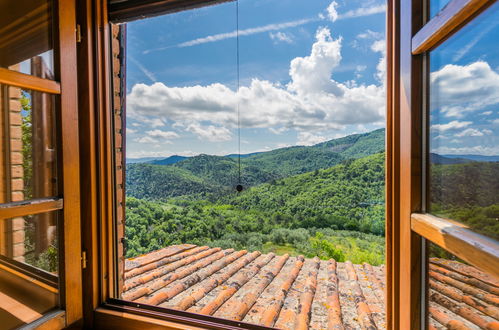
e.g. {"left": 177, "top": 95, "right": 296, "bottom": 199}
{"left": 357, "top": 29, "right": 383, "bottom": 40}
{"left": 297, "top": 132, "right": 328, "bottom": 146}
{"left": 483, "top": 129, "right": 493, "bottom": 135}
{"left": 434, "top": 145, "right": 499, "bottom": 156}
{"left": 481, "top": 111, "right": 492, "bottom": 116}
{"left": 371, "top": 39, "right": 386, "bottom": 83}
{"left": 430, "top": 61, "right": 499, "bottom": 118}
{"left": 186, "top": 123, "right": 232, "bottom": 142}
{"left": 269, "top": 31, "right": 294, "bottom": 44}
{"left": 134, "top": 136, "right": 159, "bottom": 144}
{"left": 492, "top": 118, "right": 499, "bottom": 124}
{"left": 455, "top": 128, "right": 484, "bottom": 137}
{"left": 126, "top": 128, "right": 137, "bottom": 134}
{"left": 146, "top": 129, "right": 180, "bottom": 139}
{"left": 326, "top": 1, "right": 339, "bottom": 22}
{"left": 127, "top": 27, "right": 386, "bottom": 134}
{"left": 127, "top": 150, "right": 197, "bottom": 158}
{"left": 339, "top": 4, "right": 386, "bottom": 20}
{"left": 431, "top": 120, "right": 472, "bottom": 132}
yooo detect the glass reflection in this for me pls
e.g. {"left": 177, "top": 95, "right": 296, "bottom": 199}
{"left": 0, "top": 211, "right": 59, "bottom": 329}
{"left": 430, "top": 0, "right": 451, "bottom": 18}
{"left": 0, "top": 0, "right": 54, "bottom": 76}
{"left": 0, "top": 86, "right": 59, "bottom": 203}
{"left": 427, "top": 242, "right": 499, "bottom": 329}
{"left": 429, "top": 2, "right": 499, "bottom": 241}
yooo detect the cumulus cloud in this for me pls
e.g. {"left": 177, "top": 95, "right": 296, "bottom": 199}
{"left": 134, "top": 136, "right": 159, "bottom": 144}
{"left": 186, "top": 123, "right": 232, "bottom": 142}
{"left": 454, "top": 128, "right": 486, "bottom": 137}
{"left": 126, "top": 128, "right": 137, "bottom": 134}
{"left": 127, "top": 27, "right": 386, "bottom": 134}
{"left": 431, "top": 120, "right": 472, "bottom": 132}
{"left": 430, "top": 61, "right": 499, "bottom": 118}
{"left": 357, "top": 29, "right": 383, "bottom": 40}
{"left": 326, "top": 1, "right": 339, "bottom": 22}
{"left": 269, "top": 31, "right": 294, "bottom": 44}
{"left": 297, "top": 132, "right": 328, "bottom": 146}
{"left": 434, "top": 145, "right": 499, "bottom": 156}
{"left": 146, "top": 129, "right": 180, "bottom": 139}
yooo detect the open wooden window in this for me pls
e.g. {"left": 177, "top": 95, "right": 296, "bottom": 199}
{"left": 387, "top": 0, "right": 499, "bottom": 328}
{"left": 0, "top": 0, "right": 82, "bottom": 328}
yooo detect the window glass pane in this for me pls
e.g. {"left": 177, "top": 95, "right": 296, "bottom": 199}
{"left": 0, "top": 85, "right": 59, "bottom": 203}
{"left": 0, "top": 211, "right": 59, "bottom": 329}
{"left": 429, "top": 2, "right": 499, "bottom": 241}
{"left": 0, "top": 0, "right": 54, "bottom": 76}
{"left": 430, "top": 0, "right": 451, "bottom": 18}
{"left": 427, "top": 242, "right": 499, "bottom": 329}
{"left": 0, "top": 211, "right": 59, "bottom": 274}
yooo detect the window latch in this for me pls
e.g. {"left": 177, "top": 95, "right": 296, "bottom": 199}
{"left": 76, "top": 24, "right": 82, "bottom": 43}
{"left": 82, "top": 250, "right": 87, "bottom": 269}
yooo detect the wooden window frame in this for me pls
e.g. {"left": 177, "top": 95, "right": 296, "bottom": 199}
{"left": 0, "top": 0, "right": 82, "bottom": 328}
{"left": 387, "top": 0, "right": 499, "bottom": 329}
{"left": 76, "top": 0, "right": 499, "bottom": 329}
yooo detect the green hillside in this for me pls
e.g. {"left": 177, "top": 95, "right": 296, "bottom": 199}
{"left": 173, "top": 154, "right": 279, "bottom": 188}
{"left": 224, "top": 152, "right": 385, "bottom": 235}
{"left": 430, "top": 161, "right": 499, "bottom": 240}
{"left": 126, "top": 129, "right": 386, "bottom": 200}
{"left": 125, "top": 153, "right": 386, "bottom": 264}
{"left": 126, "top": 163, "right": 221, "bottom": 199}
{"left": 315, "top": 128, "right": 385, "bottom": 158}
{"left": 243, "top": 147, "right": 343, "bottom": 178}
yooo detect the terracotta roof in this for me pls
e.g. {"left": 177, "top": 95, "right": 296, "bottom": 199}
{"left": 122, "top": 245, "right": 499, "bottom": 329}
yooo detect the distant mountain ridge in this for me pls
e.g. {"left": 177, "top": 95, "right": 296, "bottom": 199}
{"left": 126, "top": 129, "right": 386, "bottom": 200}
{"left": 442, "top": 154, "right": 499, "bottom": 162}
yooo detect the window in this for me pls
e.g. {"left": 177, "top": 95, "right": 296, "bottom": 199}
{"left": 0, "top": 0, "right": 81, "bottom": 328}
{"left": 111, "top": 0, "right": 389, "bottom": 328}
{"left": 388, "top": 0, "right": 499, "bottom": 328}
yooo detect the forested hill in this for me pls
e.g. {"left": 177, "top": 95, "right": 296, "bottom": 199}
{"left": 124, "top": 153, "right": 386, "bottom": 262}
{"left": 222, "top": 152, "right": 386, "bottom": 235}
{"left": 126, "top": 128, "right": 385, "bottom": 200}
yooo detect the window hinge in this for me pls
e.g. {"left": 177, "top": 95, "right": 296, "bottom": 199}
{"left": 82, "top": 250, "right": 87, "bottom": 269}
{"left": 76, "top": 24, "right": 82, "bottom": 43}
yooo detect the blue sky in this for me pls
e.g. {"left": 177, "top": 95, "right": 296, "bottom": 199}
{"left": 125, "top": 0, "right": 498, "bottom": 159}
{"left": 125, "top": 0, "right": 387, "bottom": 158}
{"left": 429, "top": 1, "right": 499, "bottom": 156}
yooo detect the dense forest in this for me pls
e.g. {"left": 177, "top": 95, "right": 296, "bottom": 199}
{"left": 124, "top": 128, "right": 499, "bottom": 266}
